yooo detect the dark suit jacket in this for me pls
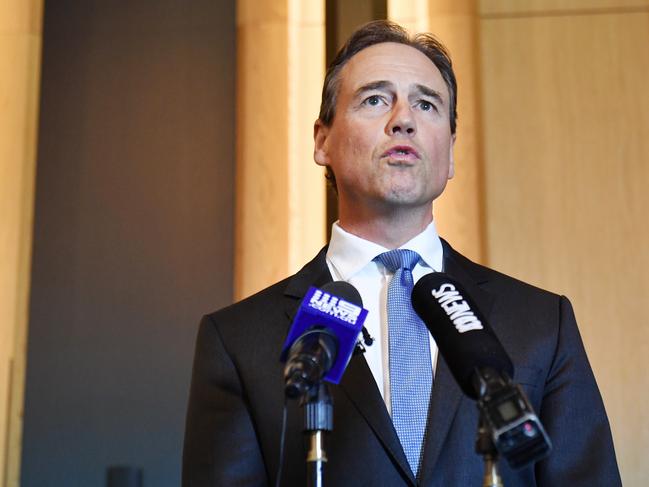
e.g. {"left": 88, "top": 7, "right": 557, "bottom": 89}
{"left": 182, "top": 241, "right": 621, "bottom": 486}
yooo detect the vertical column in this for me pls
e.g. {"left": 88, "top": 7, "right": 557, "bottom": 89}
{"left": 388, "top": 0, "right": 485, "bottom": 263}
{"left": 235, "top": 0, "right": 326, "bottom": 299}
{"left": 0, "top": 1, "right": 43, "bottom": 485}
{"left": 388, "top": 0, "right": 429, "bottom": 33}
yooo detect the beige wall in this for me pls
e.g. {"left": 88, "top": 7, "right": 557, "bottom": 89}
{"left": 235, "top": 0, "right": 326, "bottom": 300}
{"left": 0, "top": 1, "right": 43, "bottom": 485}
{"left": 479, "top": 1, "right": 649, "bottom": 484}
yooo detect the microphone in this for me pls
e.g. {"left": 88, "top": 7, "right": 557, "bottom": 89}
{"left": 411, "top": 273, "right": 513, "bottom": 399}
{"left": 281, "top": 282, "right": 368, "bottom": 399}
{"left": 411, "top": 273, "right": 551, "bottom": 469}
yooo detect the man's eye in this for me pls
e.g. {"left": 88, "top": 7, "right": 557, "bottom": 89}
{"left": 419, "top": 100, "right": 435, "bottom": 112}
{"left": 364, "top": 95, "right": 383, "bottom": 106}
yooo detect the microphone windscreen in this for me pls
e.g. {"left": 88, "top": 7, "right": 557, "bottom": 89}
{"left": 280, "top": 281, "right": 367, "bottom": 384}
{"left": 321, "top": 281, "right": 363, "bottom": 307}
{"left": 411, "top": 273, "right": 513, "bottom": 399}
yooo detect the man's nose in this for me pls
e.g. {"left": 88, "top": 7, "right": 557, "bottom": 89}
{"left": 386, "top": 102, "right": 416, "bottom": 136}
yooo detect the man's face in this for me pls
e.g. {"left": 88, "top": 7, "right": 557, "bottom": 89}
{"left": 314, "top": 42, "right": 455, "bottom": 217}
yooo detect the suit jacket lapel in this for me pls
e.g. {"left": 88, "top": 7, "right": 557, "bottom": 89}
{"left": 282, "top": 247, "right": 416, "bottom": 485}
{"left": 283, "top": 246, "right": 333, "bottom": 325}
{"left": 283, "top": 247, "right": 332, "bottom": 301}
{"left": 339, "top": 354, "right": 416, "bottom": 485}
{"left": 419, "top": 240, "right": 497, "bottom": 485}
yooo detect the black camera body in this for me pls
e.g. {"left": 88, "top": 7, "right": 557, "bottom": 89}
{"left": 474, "top": 367, "right": 552, "bottom": 469}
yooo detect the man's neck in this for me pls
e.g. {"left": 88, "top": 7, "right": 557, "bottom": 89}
{"left": 337, "top": 204, "right": 434, "bottom": 249}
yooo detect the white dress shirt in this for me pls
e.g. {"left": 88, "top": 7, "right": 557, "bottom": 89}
{"left": 325, "top": 221, "right": 443, "bottom": 413}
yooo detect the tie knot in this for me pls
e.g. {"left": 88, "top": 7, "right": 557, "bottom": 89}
{"left": 375, "top": 249, "right": 421, "bottom": 273}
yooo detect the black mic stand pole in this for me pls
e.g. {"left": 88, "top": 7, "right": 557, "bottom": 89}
{"left": 301, "top": 382, "right": 333, "bottom": 487}
{"left": 476, "top": 411, "right": 504, "bottom": 487}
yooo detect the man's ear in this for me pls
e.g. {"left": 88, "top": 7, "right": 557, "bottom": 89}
{"left": 313, "top": 119, "right": 330, "bottom": 167}
{"left": 448, "top": 133, "right": 456, "bottom": 179}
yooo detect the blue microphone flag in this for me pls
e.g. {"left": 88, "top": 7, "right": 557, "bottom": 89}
{"left": 280, "top": 285, "right": 368, "bottom": 384}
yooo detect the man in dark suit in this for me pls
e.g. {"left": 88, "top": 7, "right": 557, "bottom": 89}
{"left": 183, "top": 21, "right": 621, "bottom": 486}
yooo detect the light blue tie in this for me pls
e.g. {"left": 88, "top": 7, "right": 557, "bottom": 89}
{"left": 375, "top": 249, "right": 432, "bottom": 477}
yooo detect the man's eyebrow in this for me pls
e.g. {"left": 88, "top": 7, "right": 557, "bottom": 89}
{"left": 414, "top": 84, "right": 445, "bottom": 105}
{"left": 353, "top": 80, "right": 393, "bottom": 98}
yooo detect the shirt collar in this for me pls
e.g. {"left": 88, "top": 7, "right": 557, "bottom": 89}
{"left": 326, "top": 220, "right": 444, "bottom": 280}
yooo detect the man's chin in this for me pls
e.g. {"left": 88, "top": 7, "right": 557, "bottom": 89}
{"left": 374, "top": 190, "right": 434, "bottom": 211}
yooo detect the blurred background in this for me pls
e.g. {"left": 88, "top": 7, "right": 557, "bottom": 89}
{"left": 2, "top": 0, "right": 648, "bottom": 485}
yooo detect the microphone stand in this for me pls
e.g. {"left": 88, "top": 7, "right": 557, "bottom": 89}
{"left": 476, "top": 411, "right": 504, "bottom": 487}
{"left": 301, "top": 382, "right": 333, "bottom": 487}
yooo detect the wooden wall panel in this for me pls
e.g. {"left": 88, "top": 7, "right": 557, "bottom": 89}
{"left": 0, "top": 1, "right": 43, "bottom": 485}
{"left": 481, "top": 10, "right": 649, "bottom": 485}
{"left": 235, "top": 17, "right": 290, "bottom": 298}
{"left": 287, "top": 0, "right": 327, "bottom": 273}
{"left": 235, "top": 0, "right": 326, "bottom": 299}
{"left": 481, "top": 0, "right": 649, "bottom": 16}
{"left": 388, "top": 0, "right": 430, "bottom": 33}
